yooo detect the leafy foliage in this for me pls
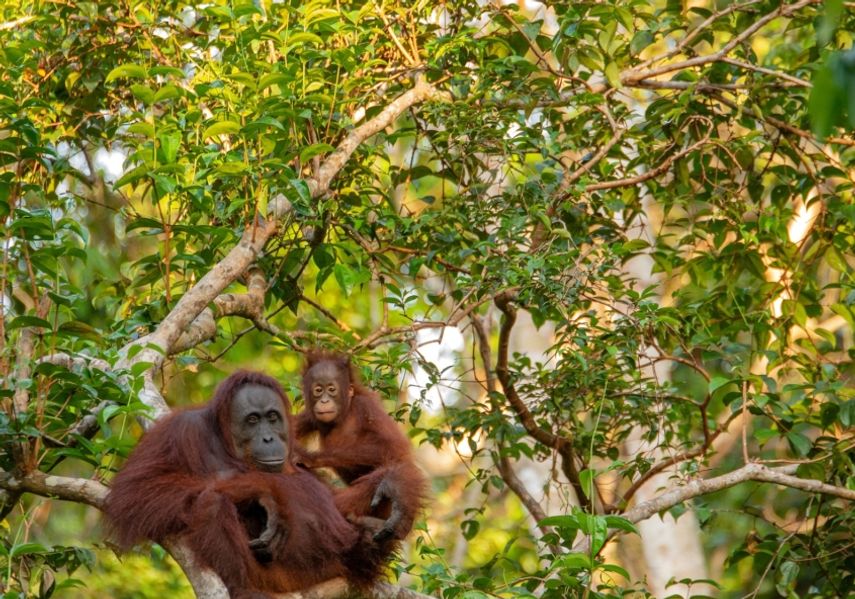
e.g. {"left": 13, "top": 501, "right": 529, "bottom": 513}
{"left": 1, "top": 0, "right": 853, "bottom": 598}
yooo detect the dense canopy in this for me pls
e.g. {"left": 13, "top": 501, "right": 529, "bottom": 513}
{"left": 1, "top": 1, "right": 853, "bottom": 598}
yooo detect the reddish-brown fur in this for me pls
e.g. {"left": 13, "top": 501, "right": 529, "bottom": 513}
{"left": 104, "top": 370, "right": 384, "bottom": 598}
{"left": 295, "top": 352, "right": 427, "bottom": 540}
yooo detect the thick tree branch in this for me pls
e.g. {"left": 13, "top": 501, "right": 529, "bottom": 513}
{"left": 172, "top": 268, "right": 278, "bottom": 353}
{"left": 623, "top": 463, "right": 854, "bottom": 526}
{"left": 305, "top": 78, "right": 445, "bottom": 198}
{"left": 38, "top": 353, "right": 111, "bottom": 372}
{"left": 574, "top": 462, "right": 854, "bottom": 553}
{"left": 0, "top": 470, "right": 108, "bottom": 509}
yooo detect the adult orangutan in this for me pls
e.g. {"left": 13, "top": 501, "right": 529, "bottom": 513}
{"left": 104, "top": 370, "right": 392, "bottom": 599}
{"left": 295, "top": 351, "right": 426, "bottom": 542}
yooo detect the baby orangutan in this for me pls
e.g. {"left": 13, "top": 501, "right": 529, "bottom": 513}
{"left": 296, "top": 351, "right": 426, "bottom": 542}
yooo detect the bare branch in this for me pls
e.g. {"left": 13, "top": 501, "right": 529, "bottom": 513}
{"left": 710, "top": 90, "right": 855, "bottom": 147}
{"left": 624, "top": 463, "right": 854, "bottom": 527}
{"left": 172, "top": 268, "right": 278, "bottom": 353}
{"left": 38, "top": 353, "right": 111, "bottom": 372}
{"left": 12, "top": 326, "right": 37, "bottom": 414}
{"left": 0, "top": 15, "right": 35, "bottom": 30}
{"left": 578, "top": 463, "right": 855, "bottom": 553}
{"left": 471, "top": 313, "right": 555, "bottom": 541}
{"left": 0, "top": 470, "right": 108, "bottom": 509}
{"left": 721, "top": 57, "right": 811, "bottom": 88}
{"left": 306, "top": 79, "right": 446, "bottom": 198}
{"left": 622, "top": 0, "right": 820, "bottom": 87}
{"left": 634, "top": 0, "right": 762, "bottom": 71}
{"left": 582, "top": 134, "right": 711, "bottom": 194}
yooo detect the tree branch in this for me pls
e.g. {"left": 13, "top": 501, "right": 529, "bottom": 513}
{"left": 494, "top": 292, "right": 591, "bottom": 510}
{"left": 0, "top": 470, "right": 108, "bottom": 509}
{"left": 172, "top": 268, "right": 278, "bottom": 353}
{"left": 305, "top": 78, "right": 446, "bottom": 198}
{"left": 470, "top": 313, "right": 555, "bottom": 541}
{"left": 622, "top": 0, "right": 820, "bottom": 87}
{"left": 575, "top": 462, "right": 855, "bottom": 553}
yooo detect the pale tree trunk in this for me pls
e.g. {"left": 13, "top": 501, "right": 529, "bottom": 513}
{"left": 507, "top": 310, "right": 579, "bottom": 514}
{"left": 621, "top": 198, "right": 712, "bottom": 598}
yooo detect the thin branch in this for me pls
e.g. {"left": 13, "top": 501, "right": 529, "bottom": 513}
{"left": 581, "top": 134, "right": 711, "bottom": 194}
{"left": 615, "top": 411, "right": 742, "bottom": 509}
{"left": 0, "top": 15, "right": 35, "bottom": 30}
{"left": 354, "top": 295, "right": 493, "bottom": 351}
{"left": 623, "top": 0, "right": 820, "bottom": 86}
{"left": 721, "top": 57, "right": 811, "bottom": 87}
{"left": 710, "top": 90, "right": 855, "bottom": 147}
{"left": 471, "top": 313, "right": 555, "bottom": 542}
{"left": 298, "top": 294, "right": 355, "bottom": 334}
{"left": 634, "top": 0, "right": 763, "bottom": 71}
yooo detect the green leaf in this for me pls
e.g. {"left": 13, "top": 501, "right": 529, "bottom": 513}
{"left": 708, "top": 376, "right": 732, "bottom": 395}
{"left": 153, "top": 85, "right": 182, "bottom": 103}
{"left": 817, "top": 0, "right": 843, "bottom": 46}
{"left": 106, "top": 64, "right": 147, "bottom": 82}
{"left": 825, "top": 246, "right": 849, "bottom": 272}
{"left": 604, "top": 515, "right": 637, "bottom": 534}
{"left": 10, "top": 543, "right": 49, "bottom": 558}
{"left": 127, "top": 122, "right": 155, "bottom": 138}
{"left": 775, "top": 560, "right": 800, "bottom": 596}
{"left": 786, "top": 431, "right": 812, "bottom": 457}
{"left": 150, "top": 66, "right": 186, "bottom": 78}
{"left": 809, "top": 62, "right": 841, "bottom": 139}
{"left": 130, "top": 361, "right": 155, "bottom": 377}
{"left": 598, "top": 562, "right": 630, "bottom": 579}
{"left": 158, "top": 132, "right": 181, "bottom": 164}
{"left": 578, "top": 469, "right": 594, "bottom": 499}
{"left": 203, "top": 120, "right": 241, "bottom": 139}
{"left": 130, "top": 84, "right": 155, "bottom": 104}
{"left": 8, "top": 315, "right": 52, "bottom": 330}
{"left": 461, "top": 519, "right": 479, "bottom": 540}
{"left": 630, "top": 31, "right": 653, "bottom": 56}
{"left": 300, "top": 143, "right": 335, "bottom": 163}
{"left": 258, "top": 73, "right": 291, "bottom": 91}
{"left": 539, "top": 515, "right": 579, "bottom": 528}
{"left": 312, "top": 244, "right": 336, "bottom": 269}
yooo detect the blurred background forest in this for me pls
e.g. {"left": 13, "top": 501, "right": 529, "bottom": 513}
{"left": 1, "top": 0, "right": 854, "bottom": 598}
